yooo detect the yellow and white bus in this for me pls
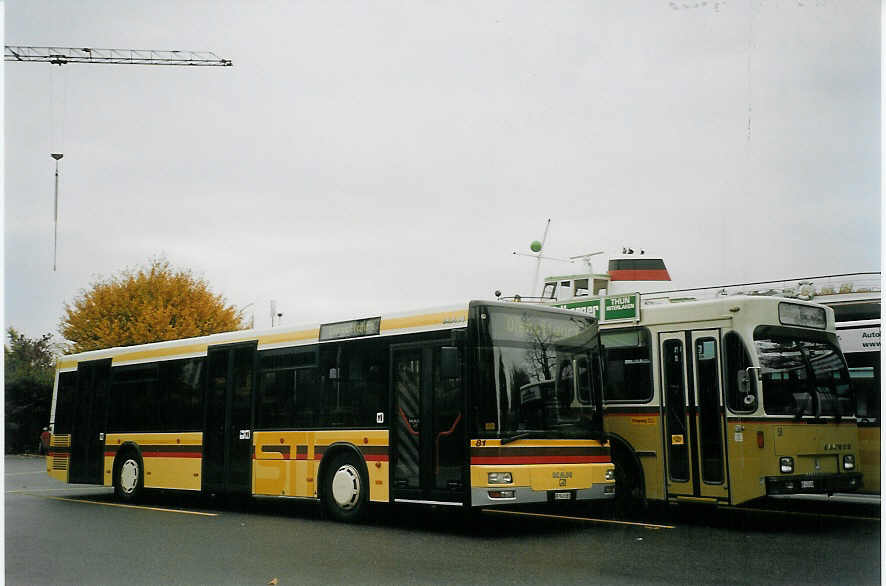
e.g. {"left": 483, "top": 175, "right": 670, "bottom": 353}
{"left": 46, "top": 301, "right": 614, "bottom": 521}
{"left": 543, "top": 291, "right": 862, "bottom": 508}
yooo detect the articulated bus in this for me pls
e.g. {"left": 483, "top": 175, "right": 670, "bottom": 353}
{"left": 543, "top": 292, "right": 862, "bottom": 508}
{"left": 46, "top": 301, "right": 614, "bottom": 521}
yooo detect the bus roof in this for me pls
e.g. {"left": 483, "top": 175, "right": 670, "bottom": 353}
{"left": 57, "top": 302, "right": 471, "bottom": 370}
{"left": 598, "top": 294, "right": 836, "bottom": 330}
{"left": 55, "top": 300, "right": 597, "bottom": 370}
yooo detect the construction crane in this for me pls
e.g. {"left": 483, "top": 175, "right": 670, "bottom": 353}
{"left": 6, "top": 45, "right": 233, "bottom": 270}
{"left": 5, "top": 45, "right": 232, "bottom": 67}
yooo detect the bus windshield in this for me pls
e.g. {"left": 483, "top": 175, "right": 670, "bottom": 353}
{"left": 472, "top": 305, "right": 602, "bottom": 439}
{"left": 754, "top": 329, "right": 853, "bottom": 417}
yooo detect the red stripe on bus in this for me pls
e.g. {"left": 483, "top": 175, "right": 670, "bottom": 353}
{"left": 608, "top": 269, "right": 671, "bottom": 281}
{"left": 104, "top": 451, "right": 202, "bottom": 458}
{"left": 138, "top": 451, "right": 202, "bottom": 459}
{"left": 312, "top": 454, "right": 389, "bottom": 461}
{"left": 471, "top": 455, "right": 610, "bottom": 465}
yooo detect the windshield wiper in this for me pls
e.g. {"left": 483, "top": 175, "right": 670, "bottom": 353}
{"left": 501, "top": 432, "right": 531, "bottom": 445}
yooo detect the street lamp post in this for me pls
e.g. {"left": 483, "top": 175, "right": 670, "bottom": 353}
{"left": 51, "top": 153, "right": 63, "bottom": 271}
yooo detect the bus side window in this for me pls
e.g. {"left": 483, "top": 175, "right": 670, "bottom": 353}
{"left": 849, "top": 365, "right": 878, "bottom": 419}
{"left": 160, "top": 358, "right": 204, "bottom": 431}
{"left": 53, "top": 372, "right": 78, "bottom": 435}
{"left": 600, "top": 329, "right": 653, "bottom": 403}
{"left": 723, "top": 332, "right": 756, "bottom": 413}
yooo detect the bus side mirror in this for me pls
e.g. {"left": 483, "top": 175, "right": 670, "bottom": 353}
{"left": 441, "top": 347, "right": 459, "bottom": 379}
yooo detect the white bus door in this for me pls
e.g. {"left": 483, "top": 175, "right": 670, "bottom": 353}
{"left": 660, "top": 330, "right": 728, "bottom": 502}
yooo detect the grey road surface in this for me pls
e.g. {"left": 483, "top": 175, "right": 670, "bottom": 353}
{"left": 5, "top": 456, "right": 880, "bottom": 585}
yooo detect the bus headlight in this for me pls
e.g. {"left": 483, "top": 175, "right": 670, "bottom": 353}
{"left": 488, "top": 472, "right": 512, "bottom": 484}
{"left": 843, "top": 455, "right": 855, "bottom": 471}
{"left": 605, "top": 468, "right": 615, "bottom": 481}
{"left": 780, "top": 457, "right": 794, "bottom": 474}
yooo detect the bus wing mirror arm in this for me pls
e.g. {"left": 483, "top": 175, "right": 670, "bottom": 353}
{"left": 739, "top": 367, "right": 760, "bottom": 407}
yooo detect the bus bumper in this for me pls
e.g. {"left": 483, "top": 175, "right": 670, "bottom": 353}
{"left": 471, "top": 483, "right": 615, "bottom": 507}
{"left": 765, "top": 472, "right": 863, "bottom": 496}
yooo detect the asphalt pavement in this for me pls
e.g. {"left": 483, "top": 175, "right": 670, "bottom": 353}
{"left": 5, "top": 455, "right": 881, "bottom": 585}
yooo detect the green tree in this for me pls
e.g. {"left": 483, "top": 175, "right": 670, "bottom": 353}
{"left": 59, "top": 259, "right": 245, "bottom": 353}
{"left": 4, "top": 328, "right": 56, "bottom": 453}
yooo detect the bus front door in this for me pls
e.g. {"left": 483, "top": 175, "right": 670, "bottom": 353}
{"left": 391, "top": 342, "right": 465, "bottom": 506}
{"left": 660, "top": 331, "right": 728, "bottom": 502}
{"left": 68, "top": 359, "right": 111, "bottom": 485}
{"left": 203, "top": 343, "right": 256, "bottom": 496}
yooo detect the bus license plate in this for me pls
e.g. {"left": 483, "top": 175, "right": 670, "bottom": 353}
{"left": 801, "top": 480, "right": 814, "bottom": 489}
{"left": 553, "top": 491, "right": 572, "bottom": 501}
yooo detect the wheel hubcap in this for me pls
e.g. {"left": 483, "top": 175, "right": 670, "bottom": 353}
{"left": 120, "top": 459, "right": 139, "bottom": 494}
{"left": 330, "top": 464, "right": 360, "bottom": 510}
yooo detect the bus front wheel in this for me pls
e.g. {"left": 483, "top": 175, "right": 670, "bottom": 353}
{"left": 114, "top": 452, "right": 144, "bottom": 503}
{"left": 322, "top": 452, "right": 367, "bottom": 522}
{"left": 612, "top": 447, "right": 644, "bottom": 518}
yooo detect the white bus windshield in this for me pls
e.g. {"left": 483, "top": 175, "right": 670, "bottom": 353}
{"left": 755, "top": 329, "right": 852, "bottom": 417}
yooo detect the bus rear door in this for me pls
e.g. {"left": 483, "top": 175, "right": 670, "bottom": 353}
{"left": 68, "top": 359, "right": 111, "bottom": 485}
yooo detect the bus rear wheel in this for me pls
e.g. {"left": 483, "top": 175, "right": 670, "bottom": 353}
{"left": 114, "top": 452, "right": 144, "bottom": 503}
{"left": 322, "top": 453, "right": 367, "bottom": 522}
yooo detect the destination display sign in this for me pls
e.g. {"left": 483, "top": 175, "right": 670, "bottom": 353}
{"left": 486, "top": 306, "right": 595, "bottom": 346}
{"left": 319, "top": 316, "right": 381, "bottom": 341}
{"left": 554, "top": 293, "right": 640, "bottom": 323}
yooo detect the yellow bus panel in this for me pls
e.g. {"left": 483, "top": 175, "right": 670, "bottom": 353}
{"left": 252, "top": 430, "right": 389, "bottom": 503}
{"left": 104, "top": 432, "right": 203, "bottom": 491}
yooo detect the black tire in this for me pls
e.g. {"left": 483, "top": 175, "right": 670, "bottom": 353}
{"left": 612, "top": 448, "right": 644, "bottom": 519}
{"left": 113, "top": 451, "right": 144, "bottom": 503}
{"left": 321, "top": 452, "right": 368, "bottom": 522}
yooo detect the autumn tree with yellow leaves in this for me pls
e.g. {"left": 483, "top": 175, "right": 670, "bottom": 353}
{"left": 60, "top": 259, "right": 245, "bottom": 353}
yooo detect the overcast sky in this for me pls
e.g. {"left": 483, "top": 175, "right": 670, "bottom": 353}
{"left": 3, "top": 1, "right": 881, "bottom": 341}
